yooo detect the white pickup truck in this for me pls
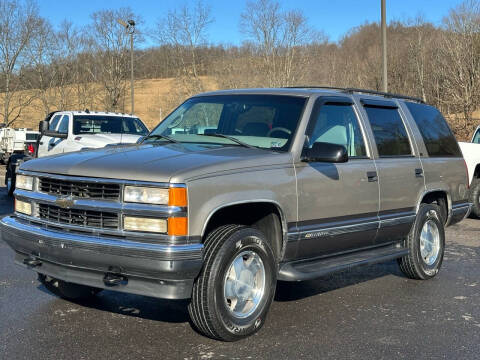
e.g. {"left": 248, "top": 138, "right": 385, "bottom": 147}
{"left": 5, "top": 110, "right": 149, "bottom": 195}
{"left": 459, "top": 125, "right": 480, "bottom": 217}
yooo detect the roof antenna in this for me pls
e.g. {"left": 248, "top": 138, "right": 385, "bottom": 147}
{"left": 85, "top": 108, "right": 90, "bottom": 113}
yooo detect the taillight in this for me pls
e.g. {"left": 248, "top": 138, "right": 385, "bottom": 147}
{"left": 464, "top": 159, "right": 470, "bottom": 189}
{"left": 27, "top": 144, "right": 34, "bottom": 154}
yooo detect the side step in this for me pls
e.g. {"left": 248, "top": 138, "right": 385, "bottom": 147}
{"left": 278, "top": 245, "right": 409, "bottom": 281}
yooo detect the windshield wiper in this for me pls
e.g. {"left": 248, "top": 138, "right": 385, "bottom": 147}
{"left": 197, "top": 133, "right": 256, "bottom": 149}
{"left": 142, "top": 134, "right": 180, "bottom": 144}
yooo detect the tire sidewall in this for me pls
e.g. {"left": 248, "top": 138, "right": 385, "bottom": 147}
{"left": 470, "top": 179, "right": 480, "bottom": 217}
{"left": 211, "top": 229, "right": 276, "bottom": 339}
{"left": 412, "top": 205, "right": 445, "bottom": 278}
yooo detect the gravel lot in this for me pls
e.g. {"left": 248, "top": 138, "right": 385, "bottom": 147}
{"left": 0, "top": 165, "right": 479, "bottom": 359}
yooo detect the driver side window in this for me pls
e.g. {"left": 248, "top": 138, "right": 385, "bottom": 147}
{"left": 307, "top": 103, "right": 367, "bottom": 158}
{"left": 473, "top": 129, "right": 480, "bottom": 144}
{"left": 49, "top": 114, "right": 62, "bottom": 131}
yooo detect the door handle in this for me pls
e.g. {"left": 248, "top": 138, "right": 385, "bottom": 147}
{"left": 367, "top": 171, "right": 378, "bottom": 182}
{"left": 415, "top": 168, "right": 423, "bottom": 177}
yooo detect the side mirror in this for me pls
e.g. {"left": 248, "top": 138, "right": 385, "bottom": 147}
{"left": 39, "top": 120, "right": 48, "bottom": 134}
{"left": 302, "top": 142, "right": 348, "bottom": 163}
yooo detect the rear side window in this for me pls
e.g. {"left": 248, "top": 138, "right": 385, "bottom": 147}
{"left": 405, "top": 102, "right": 461, "bottom": 157}
{"left": 364, "top": 106, "right": 411, "bottom": 156}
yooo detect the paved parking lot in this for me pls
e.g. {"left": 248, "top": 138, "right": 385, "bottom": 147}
{"left": 0, "top": 165, "right": 479, "bottom": 359}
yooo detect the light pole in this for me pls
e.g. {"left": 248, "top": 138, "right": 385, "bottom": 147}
{"left": 381, "top": 0, "right": 387, "bottom": 92}
{"left": 117, "top": 19, "right": 135, "bottom": 114}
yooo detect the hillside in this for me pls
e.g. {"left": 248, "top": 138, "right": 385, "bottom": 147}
{"left": 2, "top": 76, "right": 219, "bottom": 131}
{"left": 2, "top": 78, "right": 478, "bottom": 141}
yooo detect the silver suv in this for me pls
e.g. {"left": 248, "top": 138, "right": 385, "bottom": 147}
{"left": 0, "top": 88, "right": 472, "bottom": 341}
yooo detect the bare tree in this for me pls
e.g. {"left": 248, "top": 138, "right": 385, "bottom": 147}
{"left": 439, "top": 0, "right": 480, "bottom": 133}
{"left": 87, "top": 8, "right": 141, "bottom": 111}
{"left": 154, "top": 0, "right": 213, "bottom": 93}
{"left": 27, "top": 18, "right": 58, "bottom": 115}
{"left": 240, "top": 0, "right": 314, "bottom": 87}
{"left": 0, "top": 0, "right": 42, "bottom": 126}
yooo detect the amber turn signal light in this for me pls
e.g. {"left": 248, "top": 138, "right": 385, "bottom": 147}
{"left": 169, "top": 187, "right": 187, "bottom": 207}
{"left": 168, "top": 217, "right": 188, "bottom": 236}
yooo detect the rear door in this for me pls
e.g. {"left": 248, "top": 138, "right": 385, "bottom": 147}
{"left": 359, "top": 98, "right": 425, "bottom": 244}
{"left": 294, "top": 96, "right": 380, "bottom": 259}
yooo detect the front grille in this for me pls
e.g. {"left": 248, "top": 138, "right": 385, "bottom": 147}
{"left": 39, "top": 177, "right": 121, "bottom": 200}
{"left": 38, "top": 204, "right": 119, "bottom": 229}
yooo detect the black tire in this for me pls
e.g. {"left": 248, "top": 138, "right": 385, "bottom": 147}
{"left": 398, "top": 204, "right": 445, "bottom": 280}
{"left": 469, "top": 178, "right": 480, "bottom": 218}
{"left": 38, "top": 274, "right": 102, "bottom": 300}
{"left": 188, "top": 225, "right": 277, "bottom": 341}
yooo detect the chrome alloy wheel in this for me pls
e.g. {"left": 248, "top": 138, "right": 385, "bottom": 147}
{"left": 223, "top": 250, "right": 266, "bottom": 319}
{"left": 419, "top": 219, "right": 440, "bottom": 266}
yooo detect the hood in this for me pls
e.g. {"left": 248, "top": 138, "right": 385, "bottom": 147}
{"left": 20, "top": 143, "right": 292, "bottom": 183}
{"left": 75, "top": 133, "right": 141, "bottom": 147}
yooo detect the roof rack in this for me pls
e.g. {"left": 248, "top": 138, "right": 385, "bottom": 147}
{"left": 283, "top": 86, "right": 425, "bottom": 103}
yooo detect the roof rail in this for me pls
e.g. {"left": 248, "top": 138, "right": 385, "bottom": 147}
{"left": 343, "top": 88, "right": 425, "bottom": 103}
{"left": 283, "top": 86, "right": 425, "bottom": 103}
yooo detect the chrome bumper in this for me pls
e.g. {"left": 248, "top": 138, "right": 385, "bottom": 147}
{"left": 0, "top": 215, "right": 204, "bottom": 299}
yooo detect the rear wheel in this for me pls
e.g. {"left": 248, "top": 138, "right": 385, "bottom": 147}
{"left": 188, "top": 225, "right": 277, "bottom": 341}
{"left": 38, "top": 274, "right": 102, "bottom": 300}
{"left": 398, "top": 204, "right": 445, "bottom": 280}
{"left": 469, "top": 178, "right": 480, "bottom": 218}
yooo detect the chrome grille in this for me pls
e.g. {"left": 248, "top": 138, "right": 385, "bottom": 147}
{"left": 38, "top": 204, "right": 119, "bottom": 229}
{"left": 39, "top": 177, "right": 121, "bottom": 200}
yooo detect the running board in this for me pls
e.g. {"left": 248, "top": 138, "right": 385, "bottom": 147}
{"left": 278, "top": 245, "right": 409, "bottom": 281}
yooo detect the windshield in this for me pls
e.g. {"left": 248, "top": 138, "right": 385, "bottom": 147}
{"left": 73, "top": 115, "right": 148, "bottom": 136}
{"left": 147, "top": 95, "right": 307, "bottom": 151}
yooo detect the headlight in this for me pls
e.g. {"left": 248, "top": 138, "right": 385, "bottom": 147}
{"left": 124, "top": 186, "right": 169, "bottom": 205}
{"left": 16, "top": 175, "right": 34, "bottom": 191}
{"left": 15, "top": 199, "right": 32, "bottom": 215}
{"left": 124, "top": 216, "right": 167, "bottom": 233}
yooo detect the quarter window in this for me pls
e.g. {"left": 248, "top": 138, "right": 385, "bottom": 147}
{"left": 405, "top": 102, "right": 461, "bottom": 157}
{"left": 365, "top": 106, "right": 412, "bottom": 156}
{"left": 308, "top": 103, "right": 367, "bottom": 157}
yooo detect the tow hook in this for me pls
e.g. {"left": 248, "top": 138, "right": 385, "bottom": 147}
{"left": 23, "top": 256, "right": 42, "bottom": 267}
{"left": 103, "top": 271, "right": 128, "bottom": 286}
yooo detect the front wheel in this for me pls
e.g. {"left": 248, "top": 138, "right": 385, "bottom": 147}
{"left": 188, "top": 225, "right": 277, "bottom": 341}
{"left": 398, "top": 204, "right": 445, "bottom": 280}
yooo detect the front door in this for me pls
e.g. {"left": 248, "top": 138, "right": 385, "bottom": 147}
{"left": 37, "top": 114, "right": 67, "bottom": 157}
{"left": 294, "top": 97, "right": 380, "bottom": 260}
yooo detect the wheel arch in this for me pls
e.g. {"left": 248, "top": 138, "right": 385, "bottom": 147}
{"left": 201, "top": 200, "right": 288, "bottom": 261}
{"left": 416, "top": 189, "right": 450, "bottom": 224}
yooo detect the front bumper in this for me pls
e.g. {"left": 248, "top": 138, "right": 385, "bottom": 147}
{"left": 0, "top": 216, "right": 204, "bottom": 299}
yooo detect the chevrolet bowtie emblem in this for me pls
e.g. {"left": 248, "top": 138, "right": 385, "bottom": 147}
{"left": 55, "top": 196, "right": 75, "bottom": 209}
